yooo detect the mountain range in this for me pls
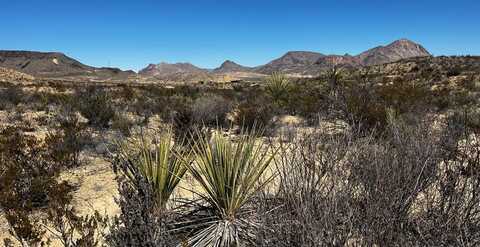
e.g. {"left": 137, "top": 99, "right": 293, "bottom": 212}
{"left": 138, "top": 39, "right": 431, "bottom": 79}
{"left": 0, "top": 39, "right": 431, "bottom": 81}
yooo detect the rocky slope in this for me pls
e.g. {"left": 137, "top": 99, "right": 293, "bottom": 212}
{"left": 0, "top": 51, "right": 135, "bottom": 79}
{"left": 140, "top": 39, "right": 431, "bottom": 79}
{"left": 255, "top": 51, "right": 325, "bottom": 74}
{"left": 213, "top": 60, "right": 252, "bottom": 73}
{"left": 139, "top": 62, "right": 212, "bottom": 82}
{"left": 357, "top": 39, "right": 431, "bottom": 66}
{"left": 254, "top": 39, "right": 431, "bottom": 75}
{"left": 0, "top": 67, "right": 34, "bottom": 82}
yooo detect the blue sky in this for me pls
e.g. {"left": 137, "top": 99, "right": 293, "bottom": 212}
{"left": 1, "top": 0, "right": 479, "bottom": 71}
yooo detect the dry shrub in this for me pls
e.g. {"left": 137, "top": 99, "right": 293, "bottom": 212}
{"left": 106, "top": 152, "right": 174, "bottom": 247}
{"left": 45, "top": 110, "right": 90, "bottom": 168}
{"left": 0, "top": 84, "right": 24, "bottom": 110}
{"left": 0, "top": 126, "right": 106, "bottom": 246}
{"left": 75, "top": 86, "right": 116, "bottom": 128}
{"left": 192, "top": 93, "right": 232, "bottom": 127}
{"left": 234, "top": 96, "right": 273, "bottom": 131}
{"left": 257, "top": 119, "right": 480, "bottom": 246}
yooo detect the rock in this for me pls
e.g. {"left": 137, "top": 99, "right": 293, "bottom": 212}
{"left": 275, "top": 115, "right": 305, "bottom": 126}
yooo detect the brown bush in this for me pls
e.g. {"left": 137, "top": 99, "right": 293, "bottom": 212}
{"left": 192, "top": 93, "right": 232, "bottom": 127}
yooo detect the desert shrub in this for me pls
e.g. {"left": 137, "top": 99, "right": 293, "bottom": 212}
{"left": 42, "top": 198, "right": 107, "bottom": 247}
{"left": 116, "top": 84, "right": 137, "bottom": 101}
{"left": 338, "top": 82, "right": 390, "bottom": 131}
{"left": 331, "top": 72, "right": 432, "bottom": 132}
{"left": 346, "top": 121, "right": 441, "bottom": 245}
{"left": 284, "top": 81, "right": 329, "bottom": 122}
{"left": 234, "top": 93, "right": 273, "bottom": 131}
{"left": 257, "top": 119, "right": 479, "bottom": 246}
{"left": 448, "top": 108, "right": 480, "bottom": 133}
{"left": 0, "top": 126, "right": 106, "bottom": 247}
{"left": 45, "top": 110, "right": 90, "bottom": 168}
{"left": 0, "top": 126, "right": 69, "bottom": 246}
{"left": 180, "top": 130, "right": 275, "bottom": 246}
{"left": 75, "top": 86, "right": 116, "bottom": 128}
{"left": 256, "top": 129, "right": 356, "bottom": 246}
{"left": 111, "top": 113, "right": 136, "bottom": 137}
{"left": 0, "top": 85, "right": 24, "bottom": 109}
{"left": 107, "top": 150, "right": 175, "bottom": 246}
{"left": 0, "top": 126, "right": 61, "bottom": 209}
{"left": 235, "top": 102, "right": 273, "bottom": 131}
{"left": 114, "top": 130, "right": 190, "bottom": 208}
{"left": 376, "top": 80, "right": 430, "bottom": 114}
{"left": 265, "top": 73, "right": 292, "bottom": 108}
{"left": 412, "top": 129, "right": 480, "bottom": 246}
{"left": 130, "top": 96, "right": 161, "bottom": 124}
{"left": 165, "top": 95, "right": 204, "bottom": 142}
{"left": 446, "top": 67, "right": 462, "bottom": 77}
{"left": 171, "top": 85, "right": 201, "bottom": 98}
{"left": 192, "top": 93, "right": 232, "bottom": 127}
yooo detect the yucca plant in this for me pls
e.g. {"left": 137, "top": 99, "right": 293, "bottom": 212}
{"left": 265, "top": 72, "right": 291, "bottom": 105}
{"left": 116, "top": 131, "right": 190, "bottom": 209}
{"left": 182, "top": 130, "right": 276, "bottom": 246}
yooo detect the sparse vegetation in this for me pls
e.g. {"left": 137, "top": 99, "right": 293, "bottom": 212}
{"left": 1, "top": 55, "right": 480, "bottom": 246}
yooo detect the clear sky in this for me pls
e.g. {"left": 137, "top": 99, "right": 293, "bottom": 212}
{"left": 1, "top": 0, "right": 479, "bottom": 71}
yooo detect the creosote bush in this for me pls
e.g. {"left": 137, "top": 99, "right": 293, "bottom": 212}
{"left": 75, "top": 86, "right": 116, "bottom": 128}
{"left": 0, "top": 126, "right": 104, "bottom": 247}
{"left": 235, "top": 95, "right": 274, "bottom": 131}
{"left": 45, "top": 110, "right": 90, "bottom": 168}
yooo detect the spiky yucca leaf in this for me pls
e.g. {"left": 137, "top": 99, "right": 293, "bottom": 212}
{"left": 265, "top": 72, "right": 291, "bottom": 103}
{"left": 116, "top": 131, "right": 190, "bottom": 208}
{"left": 183, "top": 130, "right": 276, "bottom": 246}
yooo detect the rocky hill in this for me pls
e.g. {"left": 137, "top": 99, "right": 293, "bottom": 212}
{"left": 366, "top": 55, "right": 480, "bottom": 79}
{"left": 357, "top": 39, "right": 431, "bottom": 66}
{"left": 213, "top": 60, "right": 252, "bottom": 73}
{"left": 255, "top": 51, "right": 325, "bottom": 74}
{"left": 139, "top": 62, "right": 212, "bottom": 82}
{"left": 0, "top": 51, "right": 135, "bottom": 79}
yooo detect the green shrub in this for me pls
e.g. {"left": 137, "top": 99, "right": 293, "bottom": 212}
{"left": 115, "top": 131, "right": 190, "bottom": 208}
{"left": 265, "top": 73, "right": 292, "bottom": 107}
{"left": 234, "top": 93, "right": 273, "bottom": 130}
{"left": 75, "top": 86, "right": 116, "bottom": 128}
{"left": 182, "top": 130, "right": 276, "bottom": 246}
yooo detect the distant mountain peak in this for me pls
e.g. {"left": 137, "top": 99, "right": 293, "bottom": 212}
{"left": 213, "top": 60, "right": 251, "bottom": 73}
{"left": 357, "top": 39, "right": 431, "bottom": 66}
{"left": 222, "top": 60, "right": 236, "bottom": 64}
{"left": 138, "top": 61, "right": 210, "bottom": 82}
